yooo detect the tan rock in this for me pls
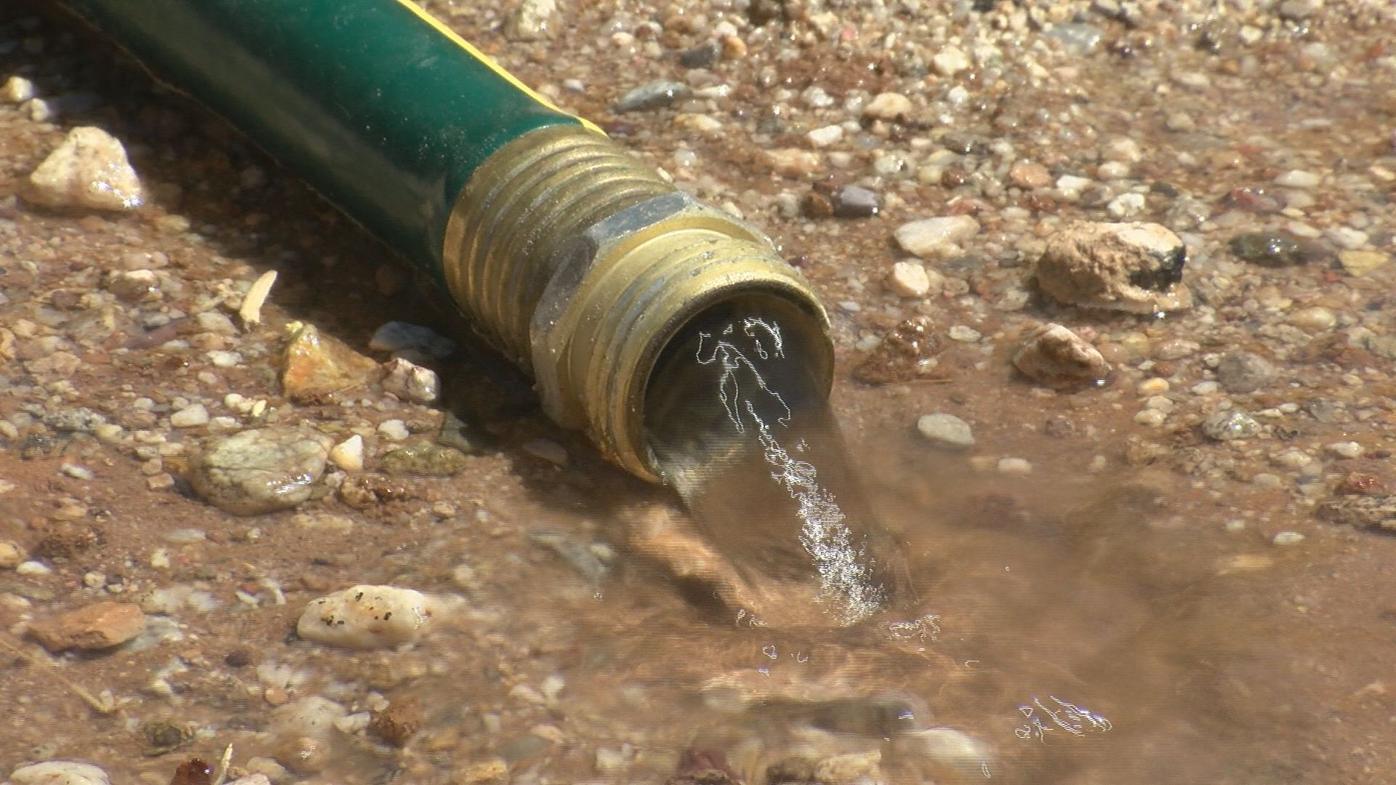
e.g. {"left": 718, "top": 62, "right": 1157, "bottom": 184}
{"left": 765, "top": 148, "right": 822, "bottom": 177}
{"left": 282, "top": 323, "right": 379, "bottom": 403}
{"left": 29, "top": 601, "right": 145, "bottom": 652}
{"left": 862, "top": 92, "right": 913, "bottom": 120}
{"left": 1008, "top": 160, "right": 1052, "bottom": 189}
{"left": 1034, "top": 221, "right": 1191, "bottom": 313}
{"left": 1012, "top": 322, "right": 1112, "bottom": 389}
{"left": 25, "top": 126, "right": 144, "bottom": 211}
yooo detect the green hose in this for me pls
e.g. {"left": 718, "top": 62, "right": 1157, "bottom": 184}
{"left": 61, "top": 0, "right": 588, "bottom": 279}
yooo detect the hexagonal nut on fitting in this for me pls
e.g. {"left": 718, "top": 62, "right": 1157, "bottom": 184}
{"left": 528, "top": 191, "right": 771, "bottom": 436}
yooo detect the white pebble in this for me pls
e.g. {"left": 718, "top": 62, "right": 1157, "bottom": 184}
{"left": 1, "top": 75, "right": 36, "bottom": 103}
{"left": 296, "top": 585, "right": 433, "bottom": 649}
{"left": 1272, "top": 449, "right": 1312, "bottom": 469}
{"left": 894, "top": 215, "right": 980, "bottom": 258}
{"left": 948, "top": 325, "right": 981, "bottom": 342}
{"left": 1274, "top": 169, "right": 1321, "bottom": 189}
{"left": 1272, "top": 531, "right": 1305, "bottom": 546}
{"left": 10, "top": 761, "right": 110, "bottom": 785}
{"left": 1325, "top": 441, "right": 1363, "bottom": 459}
{"left": 1134, "top": 409, "right": 1167, "bottom": 427}
{"left": 381, "top": 357, "right": 440, "bottom": 404}
{"left": 1106, "top": 192, "right": 1146, "bottom": 218}
{"left": 238, "top": 270, "right": 278, "bottom": 327}
{"left": 806, "top": 125, "right": 844, "bottom": 148}
{"left": 886, "top": 261, "right": 932, "bottom": 298}
{"left": 170, "top": 404, "right": 210, "bottom": 428}
{"left": 17, "top": 560, "right": 52, "bottom": 576}
{"left": 328, "top": 434, "right": 364, "bottom": 473}
{"left": 916, "top": 413, "right": 975, "bottom": 450}
{"left": 1287, "top": 306, "right": 1336, "bottom": 331}
{"left": 206, "top": 350, "right": 243, "bottom": 368}
{"left": 931, "top": 46, "right": 971, "bottom": 77}
{"left": 996, "top": 457, "right": 1032, "bottom": 475}
{"left": 26, "top": 126, "right": 144, "bottom": 211}
{"left": 377, "top": 419, "right": 410, "bottom": 441}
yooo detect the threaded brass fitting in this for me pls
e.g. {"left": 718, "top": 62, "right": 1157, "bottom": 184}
{"left": 443, "top": 125, "right": 832, "bottom": 481}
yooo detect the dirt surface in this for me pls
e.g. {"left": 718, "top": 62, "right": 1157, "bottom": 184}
{"left": 2, "top": 1, "right": 1395, "bottom": 784}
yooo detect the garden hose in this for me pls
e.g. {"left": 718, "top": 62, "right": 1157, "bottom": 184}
{"left": 59, "top": 0, "right": 834, "bottom": 481}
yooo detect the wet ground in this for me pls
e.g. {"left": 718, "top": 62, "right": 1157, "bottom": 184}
{"left": 2, "top": 1, "right": 1395, "bottom": 784}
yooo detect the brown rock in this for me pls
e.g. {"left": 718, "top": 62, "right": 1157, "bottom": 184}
{"left": 852, "top": 316, "right": 946, "bottom": 384}
{"left": 282, "top": 323, "right": 379, "bottom": 403}
{"left": 368, "top": 698, "right": 423, "bottom": 746}
{"left": 29, "top": 601, "right": 146, "bottom": 651}
{"left": 1034, "top": 221, "right": 1191, "bottom": 313}
{"left": 1012, "top": 322, "right": 1112, "bottom": 388}
{"left": 1008, "top": 160, "right": 1052, "bottom": 189}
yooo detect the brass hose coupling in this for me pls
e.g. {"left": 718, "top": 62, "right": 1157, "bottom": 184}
{"left": 443, "top": 125, "right": 833, "bottom": 480}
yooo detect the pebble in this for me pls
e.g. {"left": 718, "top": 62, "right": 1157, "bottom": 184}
{"left": 894, "top": 215, "right": 980, "bottom": 258}
{"left": 1274, "top": 169, "right": 1321, "bottom": 189}
{"left": 381, "top": 357, "right": 440, "bottom": 404}
{"left": 380, "top": 443, "right": 469, "bottom": 476}
{"left": 506, "top": 0, "right": 556, "bottom": 40}
{"left": 9, "top": 761, "right": 110, "bottom": 785}
{"left": 892, "top": 727, "right": 991, "bottom": 780}
{"left": 1137, "top": 378, "right": 1170, "bottom": 395}
{"left": 931, "top": 46, "right": 971, "bottom": 77}
{"left": 282, "top": 323, "right": 379, "bottom": 403}
{"left": 1288, "top": 306, "right": 1336, "bottom": 331}
{"left": 1, "top": 75, "right": 36, "bottom": 103}
{"left": 1272, "top": 531, "right": 1305, "bottom": 546}
{"left": 170, "top": 404, "right": 209, "bottom": 428}
{"left": 328, "top": 434, "right": 365, "bottom": 473}
{"left": 853, "top": 316, "right": 944, "bottom": 384}
{"left": 1008, "top": 160, "right": 1051, "bottom": 189}
{"left": 813, "top": 750, "right": 882, "bottom": 784}
{"left": 1317, "top": 495, "right": 1396, "bottom": 532}
{"left": 917, "top": 413, "right": 975, "bottom": 450}
{"left": 0, "top": 540, "right": 24, "bottom": 569}
{"left": 997, "top": 457, "right": 1033, "bottom": 475}
{"left": 948, "top": 325, "right": 981, "bottom": 342}
{"left": 806, "top": 125, "right": 844, "bottom": 147}
{"left": 28, "top": 601, "right": 146, "bottom": 652}
{"left": 238, "top": 269, "right": 278, "bottom": 327}
{"left": 614, "top": 80, "right": 690, "bottom": 112}
{"left": 862, "top": 91, "right": 913, "bottom": 120}
{"left": 1012, "top": 323, "right": 1112, "bottom": 388}
{"left": 1134, "top": 409, "right": 1167, "bottom": 427}
{"left": 1338, "top": 249, "right": 1388, "bottom": 277}
{"left": 1215, "top": 351, "right": 1275, "bottom": 393}
{"left": 765, "top": 148, "right": 821, "bottom": 177}
{"left": 369, "top": 321, "right": 456, "bottom": 360}
{"left": 1229, "top": 232, "right": 1328, "bottom": 267}
{"left": 24, "top": 126, "right": 144, "bottom": 211}
{"left": 187, "top": 427, "right": 332, "bottom": 515}
{"left": 1201, "top": 410, "right": 1262, "bottom": 441}
{"left": 886, "top": 261, "right": 932, "bottom": 298}
{"left": 296, "top": 585, "right": 433, "bottom": 649}
{"left": 831, "top": 185, "right": 879, "bottom": 218}
{"left": 1326, "top": 441, "right": 1363, "bottom": 459}
{"left": 1034, "top": 221, "right": 1190, "bottom": 313}
{"left": 1106, "top": 192, "right": 1146, "bottom": 219}
{"left": 1272, "top": 449, "right": 1312, "bottom": 469}
{"left": 377, "top": 419, "right": 410, "bottom": 441}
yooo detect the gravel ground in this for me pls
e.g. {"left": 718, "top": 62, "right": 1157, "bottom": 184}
{"left": 2, "top": 1, "right": 1395, "bottom": 784}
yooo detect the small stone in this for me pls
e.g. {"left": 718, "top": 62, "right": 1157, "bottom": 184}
{"left": 296, "top": 585, "right": 433, "bottom": 649}
{"left": 678, "top": 41, "right": 721, "bottom": 69}
{"left": 170, "top": 404, "right": 209, "bottom": 428}
{"left": 1008, "top": 160, "right": 1052, "bottom": 189}
{"left": 25, "top": 126, "right": 144, "bottom": 211}
{"left": 0, "top": 540, "right": 24, "bottom": 569}
{"left": 948, "top": 325, "right": 981, "bottom": 342}
{"left": 813, "top": 751, "right": 881, "bottom": 785}
{"left": 238, "top": 270, "right": 278, "bottom": 327}
{"left": 1288, "top": 306, "right": 1336, "bottom": 331}
{"left": 380, "top": 357, "right": 440, "bottom": 404}
{"left": 806, "top": 125, "right": 844, "bottom": 148}
{"left": 1034, "top": 221, "right": 1191, "bottom": 313}
{"left": 10, "top": 761, "right": 110, "bottom": 785}
{"left": 1274, "top": 169, "right": 1321, "bottom": 189}
{"left": 1317, "top": 495, "right": 1396, "bottom": 531}
{"left": 1272, "top": 448, "right": 1313, "bottom": 469}
{"left": 886, "top": 261, "right": 932, "bottom": 298}
{"left": 1201, "top": 410, "right": 1262, "bottom": 441}
{"left": 1272, "top": 531, "right": 1305, "bottom": 546}
{"left": 1215, "top": 351, "right": 1275, "bottom": 393}
{"left": 282, "top": 323, "right": 379, "bottom": 403}
{"left": 894, "top": 215, "right": 980, "bottom": 258}
{"left": 1012, "top": 323, "right": 1112, "bottom": 388}
{"left": 862, "top": 92, "right": 913, "bottom": 120}
{"left": 29, "top": 601, "right": 146, "bottom": 652}
{"left": 917, "top": 413, "right": 975, "bottom": 450}
{"left": 328, "top": 434, "right": 364, "bottom": 473}
{"left": 1326, "top": 441, "right": 1363, "bottom": 459}
{"left": 1106, "top": 192, "right": 1146, "bottom": 219}
{"left": 1134, "top": 409, "right": 1167, "bottom": 427}
{"left": 765, "top": 148, "right": 821, "bottom": 177}
{"left": 931, "top": 46, "right": 971, "bottom": 77}
{"left": 1338, "top": 249, "right": 1389, "bottom": 277}
{"left": 188, "top": 427, "right": 332, "bottom": 515}
{"left": 853, "top": 316, "right": 945, "bottom": 384}
{"left": 380, "top": 443, "right": 469, "bottom": 476}
{"left": 368, "top": 698, "right": 423, "bottom": 747}
{"left": 369, "top": 321, "right": 456, "bottom": 360}
{"left": 507, "top": 0, "right": 556, "bottom": 40}
{"left": 377, "top": 419, "right": 410, "bottom": 441}
{"left": 997, "top": 457, "right": 1032, "bottom": 475}
{"left": 1, "top": 75, "right": 36, "bottom": 103}
{"left": 1102, "top": 136, "right": 1143, "bottom": 163}
{"left": 26, "top": 98, "right": 54, "bottom": 123}
{"left": 831, "top": 185, "right": 879, "bottom": 218}
{"left": 1229, "top": 232, "right": 1329, "bottom": 267}
{"left": 614, "top": 80, "right": 690, "bottom": 112}
{"left": 1137, "top": 378, "right": 1170, "bottom": 395}
{"left": 1278, "top": 0, "right": 1322, "bottom": 20}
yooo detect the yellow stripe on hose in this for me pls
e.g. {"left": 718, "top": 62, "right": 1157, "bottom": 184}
{"left": 392, "top": 0, "right": 604, "bottom": 136}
